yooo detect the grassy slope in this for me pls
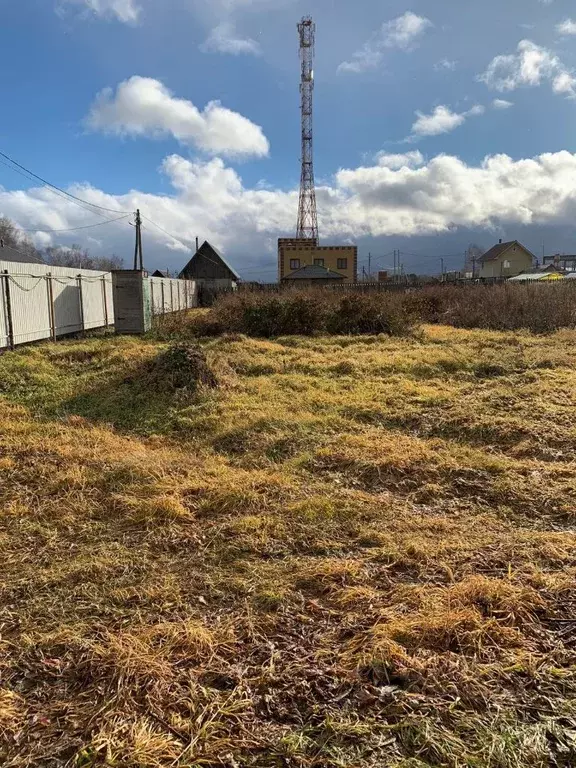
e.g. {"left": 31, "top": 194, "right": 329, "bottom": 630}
{"left": 1, "top": 326, "right": 576, "bottom": 767}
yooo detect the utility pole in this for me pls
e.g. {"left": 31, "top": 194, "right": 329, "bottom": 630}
{"left": 440, "top": 258, "right": 444, "bottom": 281}
{"left": 472, "top": 253, "right": 476, "bottom": 280}
{"left": 368, "top": 252, "right": 372, "bottom": 281}
{"left": 133, "top": 209, "right": 143, "bottom": 271}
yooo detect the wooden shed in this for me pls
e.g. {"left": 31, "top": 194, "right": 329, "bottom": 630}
{"left": 178, "top": 241, "right": 240, "bottom": 281}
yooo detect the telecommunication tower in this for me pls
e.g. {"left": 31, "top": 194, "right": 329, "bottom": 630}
{"left": 296, "top": 16, "right": 319, "bottom": 241}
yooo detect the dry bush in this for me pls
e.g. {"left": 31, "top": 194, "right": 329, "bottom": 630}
{"left": 154, "top": 283, "right": 576, "bottom": 340}
{"left": 420, "top": 282, "right": 576, "bottom": 332}
{"left": 206, "top": 289, "right": 417, "bottom": 338}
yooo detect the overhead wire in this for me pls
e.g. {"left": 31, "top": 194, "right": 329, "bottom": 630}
{"left": 0, "top": 150, "right": 132, "bottom": 215}
{"left": 20, "top": 214, "right": 132, "bottom": 233}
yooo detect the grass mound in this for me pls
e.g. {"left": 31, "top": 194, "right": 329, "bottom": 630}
{"left": 142, "top": 343, "right": 218, "bottom": 393}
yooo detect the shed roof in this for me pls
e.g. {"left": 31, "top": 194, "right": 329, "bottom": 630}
{"left": 0, "top": 244, "right": 44, "bottom": 265}
{"left": 283, "top": 264, "right": 346, "bottom": 280}
{"left": 179, "top": 241, "right": 240, "bottom": 281}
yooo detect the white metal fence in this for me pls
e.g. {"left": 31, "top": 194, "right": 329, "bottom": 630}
{"left": 0, "top": 261, "right": 197, "bottom": 350}
{"left": 149, "top": 275, "right": 196, "bottom": 315}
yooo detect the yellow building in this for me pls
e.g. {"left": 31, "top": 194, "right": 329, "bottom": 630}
{"left": 478, "top": 240, "right": 535, "bottom": 279}
{"left": 278, "top": 238, "right": 358, "bottom": 283}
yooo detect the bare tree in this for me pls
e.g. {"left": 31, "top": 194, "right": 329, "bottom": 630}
{"left": 44, "top": 245, "right": 123, "bottom": 271}
{"left": 0, "top": 216, "right": 43, "bottom": 262}
{"left": 0, "top": 217, "right": 21, "bottom": 248}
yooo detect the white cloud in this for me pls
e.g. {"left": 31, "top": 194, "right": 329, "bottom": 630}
{"left": 201, "top": 21, "right": 261, "bottom": 55}
{"left": 552, "top": 70, "right": 576, "bottom": 95}
{"left": 383, "top": 11, "right": 433, "bottom": 49}
{"left": 62, "top": 0, "right": 141, "bottom": 23}
{"left": 375, "top": 151, "right": 424, "bottom": 169}
{"left": 557, "top": 19, "right": 576, "bottom": 35}
{"left": 408, "top": 104, "right": 484, "bottom": 139}
{"left": 338, "top": 11, "right": 432, "bottom": 74}
{"left": 492, "top": 98, "right": 514, "bottom": 109}
{"left": 6, "top": 149, "right": 576, "bottom": 274}
{"left": 479, "top": 39, "right": 576, "bottom": 98}
{"left": 86, "top": 76, "right": 270, "bottom": 159}
{"left": 434, "top": 59, "right": 457, "bottom": 71}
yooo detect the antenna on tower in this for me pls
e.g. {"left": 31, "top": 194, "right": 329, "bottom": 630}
{"left": 296, "top": 16, "right": 319, "bottom": 242}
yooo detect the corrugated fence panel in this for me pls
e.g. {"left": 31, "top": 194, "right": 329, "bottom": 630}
{"left": 149, "top": 277, "right": 165, "bottom": 315}
{"left": 52, "top": 275, "right": 83, "bottom": 337}
{"left": 0, "top": 275, "right": 9, "bottom": 348}
{"left": 81, "top": 276, "right": 112, "bottom": 330}
{"left": 8, "top": 273, "right": 52, "bottom": 345}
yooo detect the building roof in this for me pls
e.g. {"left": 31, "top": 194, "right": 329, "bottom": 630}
{"left": 0, "top": 244, "right": 44, "bottom": 265}
{"left": 479, "top": 240, "right": 534, "bottom": 263}
{"left": 179, "top": 241, "right": 240, "bottom": 281}
{"left": 543, "top": 254, "right": 576, "bottom": 263}
{"left": 152, "top": 269, "right": 169, "bottom": 278}
{"left": 283, "top": 264, "right": 346, "bottom": 280}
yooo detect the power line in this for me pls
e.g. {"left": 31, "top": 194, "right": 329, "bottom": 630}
{"left": 399, "top": 250, "right": 465, "bottom": 260}
{"left": 0, "top": 149, "right": 132, "bottom": 215}
{"left": 140, "top": 214, "right": 194, "bottom": 252}
{"left": 0, "top": 158, "right": 116, "bottom": 222}
{"left": 20, "top": 214, "right": 132, "bottom": 233}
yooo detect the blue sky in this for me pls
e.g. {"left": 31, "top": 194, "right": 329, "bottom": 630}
{"left": 2, "top": 0, "right": 576, "bottom": 277}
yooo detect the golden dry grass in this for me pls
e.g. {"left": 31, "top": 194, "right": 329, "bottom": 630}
{"left": 1, "top": 324, "right": 576, "bottom": 766}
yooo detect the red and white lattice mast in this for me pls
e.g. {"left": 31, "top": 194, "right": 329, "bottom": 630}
{"left": 296, "top": 16, "right": 319, "bottom": 241}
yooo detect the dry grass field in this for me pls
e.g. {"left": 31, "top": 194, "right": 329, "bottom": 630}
{"left": 1, "top": 323, "right": 576, "bottom": 767}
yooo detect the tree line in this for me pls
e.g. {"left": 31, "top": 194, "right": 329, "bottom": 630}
{"left": 0, "top": 216, "right": 124, "bottom": 271}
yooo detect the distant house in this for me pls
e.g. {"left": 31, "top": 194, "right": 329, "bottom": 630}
{"left": 0, "top": 240, "right": 44, "bottom": 265}
{"left": 543, "top": 254, "right": 576, "bottom": 271}
{"left": 281, "top": 263, "right": 346, "bottom": 286}
{"left": 151, "top": 269, "right": 169, "bottom": 278}
{"left": 478, "top": 240, "right": 535, "bottom": 279}
{"left": 179, "top": 241, "right": 240, "bottom": 282}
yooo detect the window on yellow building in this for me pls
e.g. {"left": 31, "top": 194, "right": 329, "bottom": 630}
{"left": 290, "top": 259, "right": 300, "bottom": 270}
{"left": 337, "top": 258, "right": 348, "bottom": 270}
{"left": 314, "top": 258, "right": 324, "bottom": 266}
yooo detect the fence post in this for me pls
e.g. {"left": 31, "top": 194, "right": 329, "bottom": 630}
{"left": 101, "top": 275, "right": 109, "bottom": 327}
{"left": 150, "top": 280, "right": 155, "bottom": 317}
{"left": 77, "top": 274, "right": 85, "bottom": 332}
{"left": 46, "top": 273, "right": 56, "bottom": 342}
{"left": 170, "top": 281, "right": 174, "bottom": 312}
{"left": 2, "top": 270, "right": 14, "bottom": 349}
{"left": 161, "top": 282, "right": 166, "bottom": 314}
